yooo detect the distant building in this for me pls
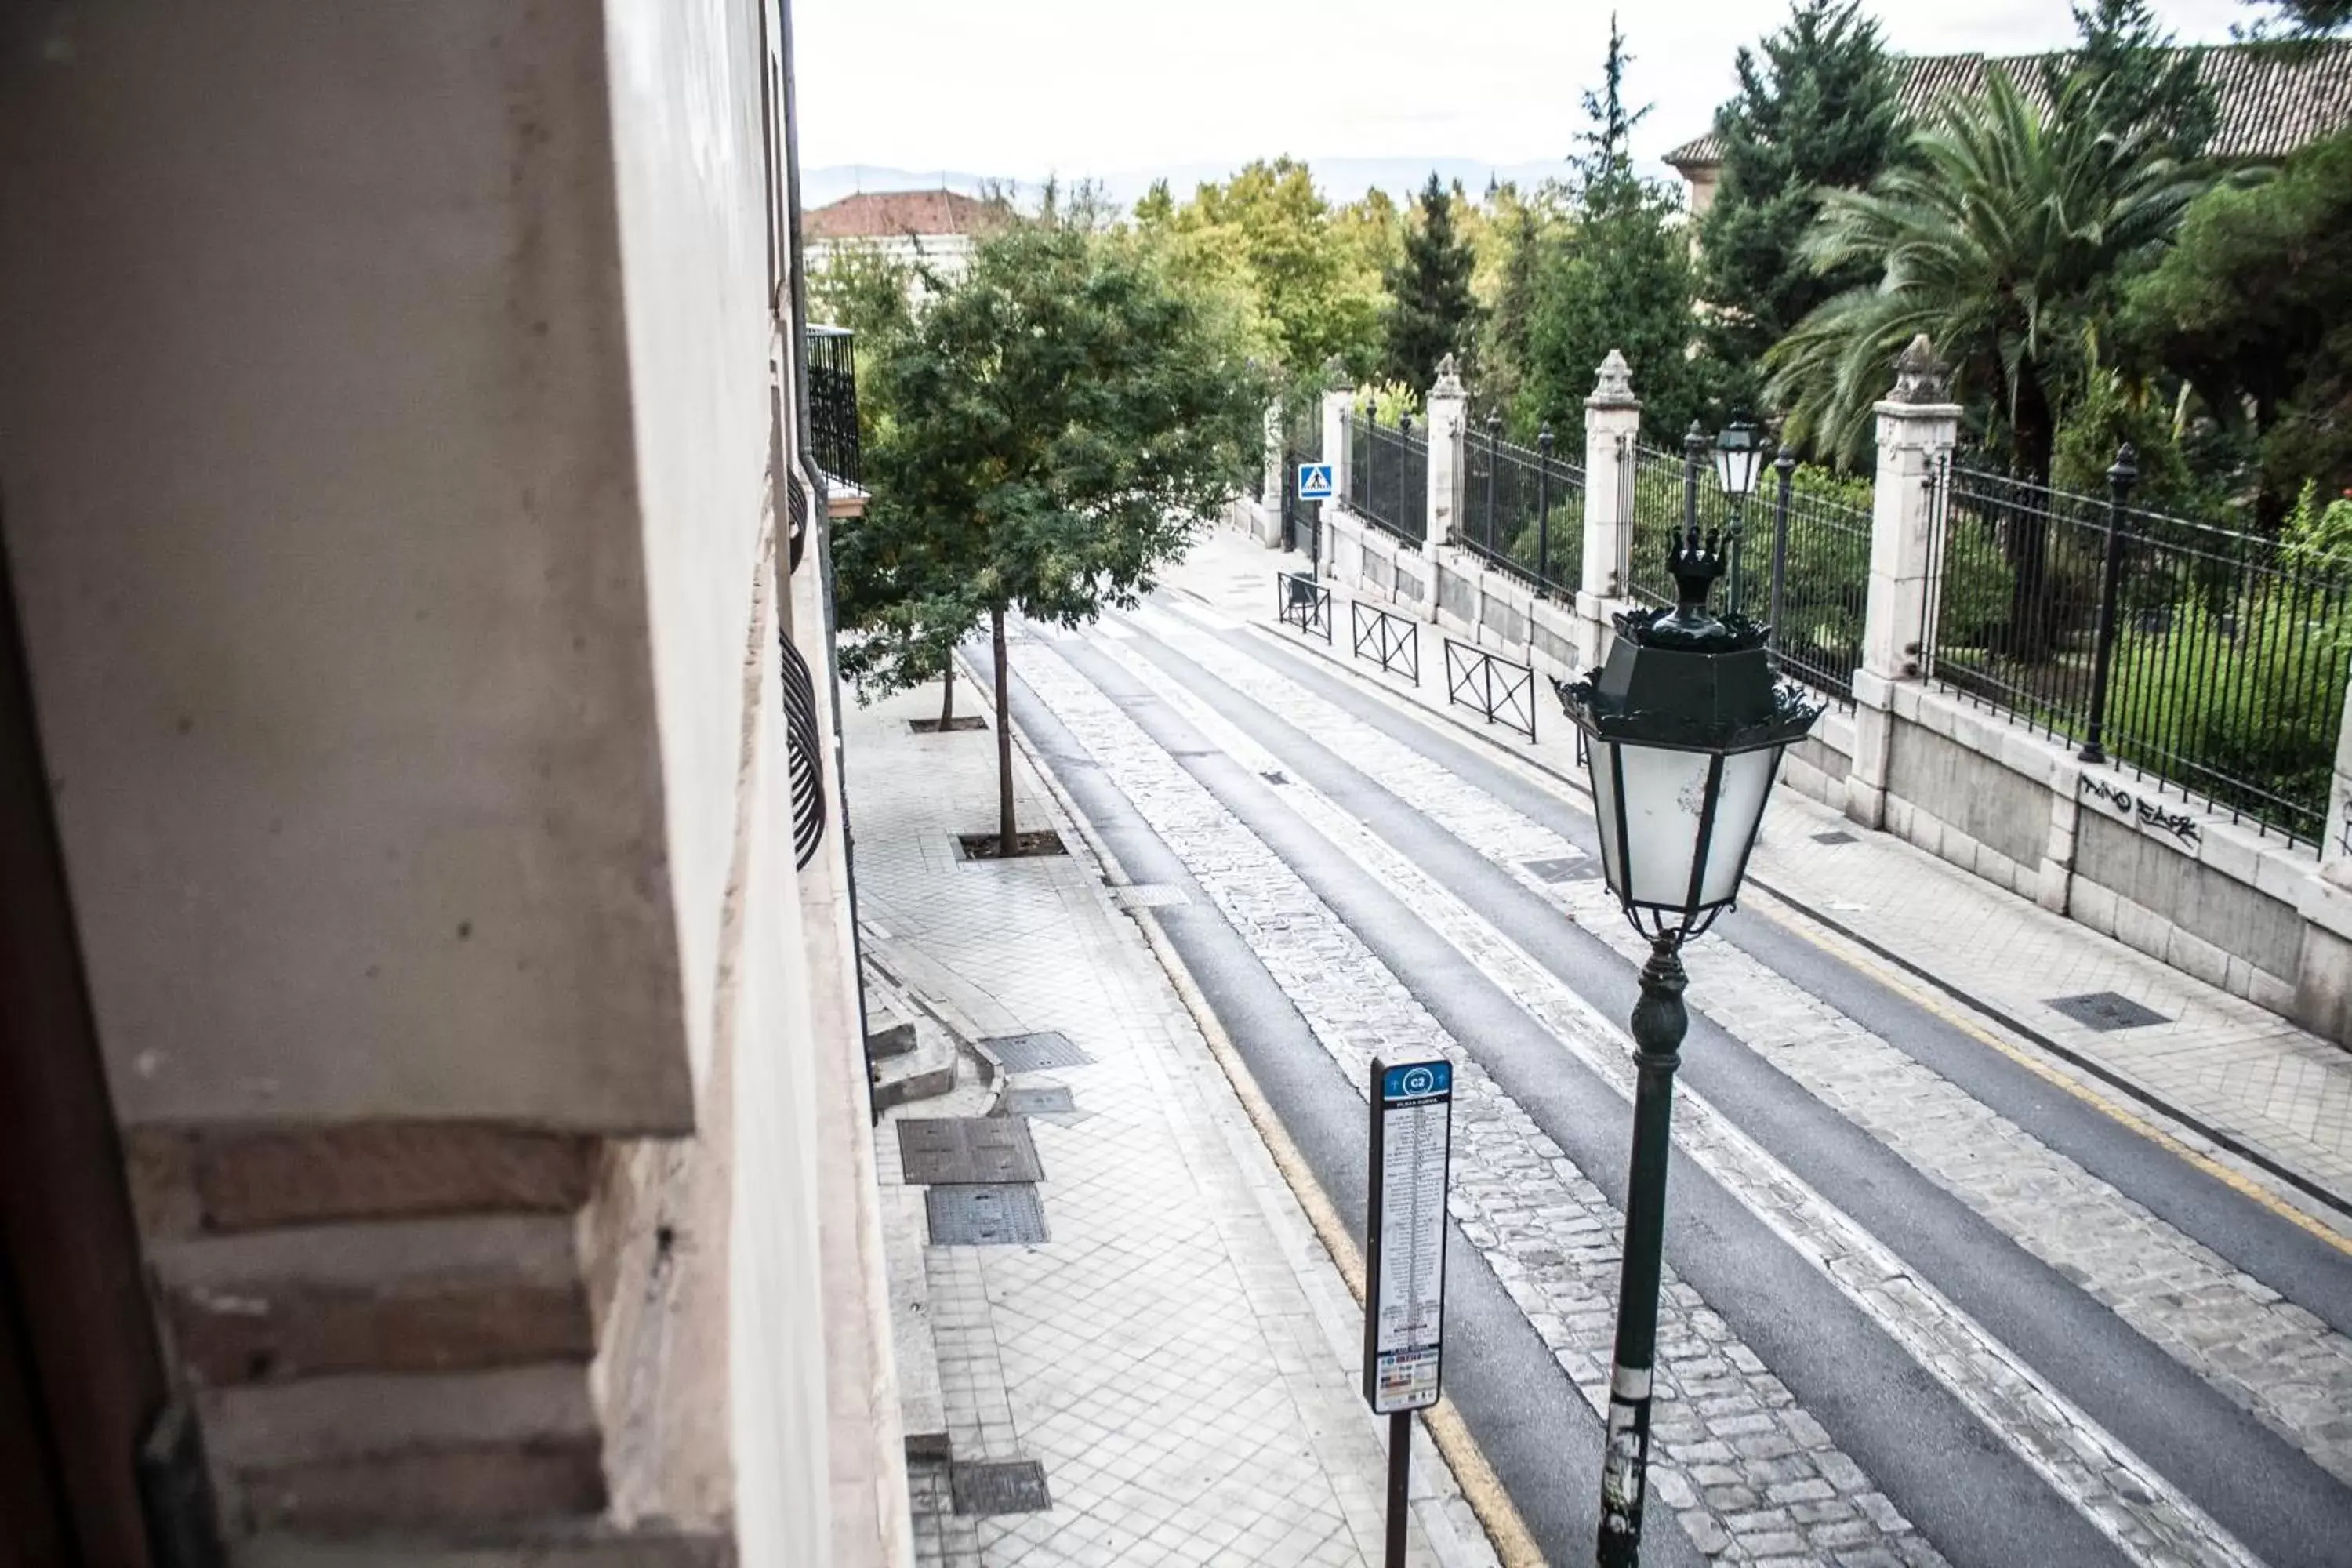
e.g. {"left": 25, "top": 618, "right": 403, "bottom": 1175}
{"left": 1665, "top": 41, "right": 2352, "bottom": 219}
{"left": 805, "top": 187, "right": 1007, "bottom": 281}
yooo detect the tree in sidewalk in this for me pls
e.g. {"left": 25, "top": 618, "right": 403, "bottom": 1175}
{"left": 1379, "top": 174, "right": 1479, "bottom": 393}
{"left": 834, "top": 210, "right": 1264, "bottom": 855}
{"left": 1694, "top": 0, "right": 1904, "bottom": 419}
{"left": 1520, "top": 16, "right": 1700, "bottom": 437}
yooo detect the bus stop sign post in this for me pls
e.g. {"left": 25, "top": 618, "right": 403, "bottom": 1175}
{"left": 1363, "top": 1057, "right": 1454, "bottom": 1568}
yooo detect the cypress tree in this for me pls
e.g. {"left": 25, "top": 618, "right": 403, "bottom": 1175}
{"left": 1380, "top": 173, "right": 1479, "bottom": 392}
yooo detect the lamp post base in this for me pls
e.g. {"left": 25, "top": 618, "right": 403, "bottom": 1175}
{"left": 1596, "top": 932, "right": 1688, "bottom": 1567}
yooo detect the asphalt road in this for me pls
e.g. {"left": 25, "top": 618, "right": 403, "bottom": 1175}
{"left": 982, "top": 601, "right": 2352, "bottom": 1568}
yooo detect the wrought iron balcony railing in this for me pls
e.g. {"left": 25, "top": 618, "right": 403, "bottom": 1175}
{"left": 804, "top": 324, "right": 860, "bottom": 488}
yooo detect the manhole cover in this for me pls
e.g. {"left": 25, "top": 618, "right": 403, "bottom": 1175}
{"left": 1810, "top": 830, "right": 1857, "bottom": 845}
{"left": 951, "top": 1459, "right": 1052, "bottom": 1516}
{"left": 982, "top": 1031, "right": 1094, "bottom": 1072}
{"left": 927, "top": 1185, "right": 1050, "bottom": 1247}
{"left": 1260, "top": 769, "right": 1290, "bottom": 786}
{"left": 897, "top": 1117, "right": 1045, "bottom": 1185}
{"left": 1003, "top": 1086, "right": 1076, "bottom": 1116}
{"left": 1522, "top": 856, "right": 1599, "bottom": 884}
{"left": 2047, "top": 991, "right": 2171, "bottom": 1033}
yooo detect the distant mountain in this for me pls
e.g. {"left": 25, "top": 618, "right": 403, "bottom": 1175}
{"left": 803, "top": 156, "right": 1591, "bottom": 218}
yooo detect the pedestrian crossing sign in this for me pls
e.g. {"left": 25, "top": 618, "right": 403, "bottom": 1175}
{"left": 1297, "top": 462, "right": 1334, "bottom": 500}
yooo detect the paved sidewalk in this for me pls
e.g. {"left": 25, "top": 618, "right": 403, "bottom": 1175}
{"left": 845, "top": 683, "right": 1497, "bottom": 1568}
{"left": 1168, "top": 528, "right": 2352, "bottom": 1236}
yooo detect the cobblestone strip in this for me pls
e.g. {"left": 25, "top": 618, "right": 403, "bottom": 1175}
{"left": 1084, "top": 620, "right": 2263, "bottom": 1568}
{"left": 1016, "top": 634, "right": 1943, "bottom": 1568}
{"left": 1137, "top": 607, "right": 2352, "bottom": 1489}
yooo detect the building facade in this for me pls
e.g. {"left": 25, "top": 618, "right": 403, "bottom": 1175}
{"left": 804, "top": 187, "right": 1007, "bottom": 285}
{"left": 0, "top": 4, "right": 904, "bottom": 1564}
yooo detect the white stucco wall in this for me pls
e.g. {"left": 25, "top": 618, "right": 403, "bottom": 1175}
{"left": 0, "top": 2, "right": 693, "bottom": 1131}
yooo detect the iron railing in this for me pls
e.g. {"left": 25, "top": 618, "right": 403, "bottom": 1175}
{"left": 1278, "top": 572, "right": 1333, "bottom": 642}
{"left": 1926, "top": 450, "right": 2352, "bottom": 847}
{"left": 1345, "top": 410, "right": 1427, "bottom": 550}
{"left": 1462, "top": 417, "right": 1585, "bottom": 597}
{"left": 1352, "top": 599, "right": 1420, "bottom": 683}
{"left": 1758, "top": 455, "right": 1872, "bottom": 702}
{"left": 804, "top": 324, "right": 861, "bottom": 487}
{"left": 1443, "top": 637, "right": 1537, "bottom": 740}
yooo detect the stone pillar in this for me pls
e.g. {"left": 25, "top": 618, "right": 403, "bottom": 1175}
{"left": 1423, "top": 354, "right": 1468, "bottom": 622}
{"left": 1321, "top": 370, "right": 1355, "bottom": 508}
{"left": 1846, "top": 335, "right": 1961, "bottom": 830}
{"left": 1425, "top": 354, "right": 1468, "bottom": 551}
{"left": 2292, "top": 677, "right": 2352, "bottom": 1044}
{"left": 1578, "top": 350, "right": 1642, "bottom": 668}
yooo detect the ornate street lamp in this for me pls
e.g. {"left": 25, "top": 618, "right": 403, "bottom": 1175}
{"left": 1712, "top": 418, "right": 1764, "bottom": 612}
{"left": 1554, "top": 515, "right": 1820, "bottom": 1568}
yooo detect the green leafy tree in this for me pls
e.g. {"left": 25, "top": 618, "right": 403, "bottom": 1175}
{"left": 2127, "top": 127, "right": 2352, "bottom": 510}
{"left": 1478, "top": 196, "right": 1549, "bottom": 426}
{"left": 1380, "top": 173, "right": 1479, "bottom": 392}
{"left": 1696, "top": 1, "right": 1904, "bottom": 418}
{"left": 1141, "top": 159, "right": 1385, "bottom": 383}
{"left": 835, "top": 216, "right": 1263, "bottom": 854}
{"left": 1521, "top": 17, "right": 1700, "bottom": 437}
{"left": 1766, "top": 67, "right": 2203, "bottom": 477}
{"left": 2044, "top": 0, "right": 2216, "bottom": 161}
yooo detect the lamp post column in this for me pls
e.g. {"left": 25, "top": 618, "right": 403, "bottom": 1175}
{"left": 1597, "top": 933, "right": 1688, "bottom": 1568}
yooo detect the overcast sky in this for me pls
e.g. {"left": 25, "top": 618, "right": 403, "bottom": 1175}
{"left": 793, "top": 0, "right": 2259, "bottom": 185}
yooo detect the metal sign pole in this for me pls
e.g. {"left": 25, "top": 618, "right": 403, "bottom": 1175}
{"left": 1363, "top": 1056, "right": 1454, "bottom": 1568}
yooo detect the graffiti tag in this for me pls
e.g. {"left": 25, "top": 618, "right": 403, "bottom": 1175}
{"left": 2083, "top": 775, "right": 2200, "bottom": 846}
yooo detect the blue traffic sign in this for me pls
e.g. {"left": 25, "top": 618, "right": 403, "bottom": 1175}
{"left": 1297, "top": 462, "right": 1334, "bottom": 500}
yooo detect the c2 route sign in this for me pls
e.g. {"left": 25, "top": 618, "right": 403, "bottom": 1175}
{"left": 1297, "top": 461, "right": 1334, "bottom": 500}
{"left": 1363, "top": 1057, "right": 1453, "bottom": 1416}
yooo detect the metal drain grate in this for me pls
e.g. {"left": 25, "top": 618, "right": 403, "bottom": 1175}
{"left": 927, "top": 1185, "right": 1051, "bottom": 1247}
{"left": 1522, "top": 856, "right": 1599, "bottom": 884}
{"left": 1002, "top": 1086, "right": 1075, "bottom": 1116}
{"left": 950, "top": 1459, "right": 1052, "bottom": 1516}
{"left": 897, "top": 1118, "right": 1045, "bottom": 1185}
{"left": 1810, "top": 830, "right": 1857, "bottom": 845}
{"left": 982, "top": 1031, "right": 1094, "bottom": 1072}
{"left": 2047, "top": 991, "right": 2171, "bottom": 1032}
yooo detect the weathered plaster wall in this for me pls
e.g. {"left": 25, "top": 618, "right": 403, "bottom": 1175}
{"left": 0, "top": 2, "right": 692, "bottom": 1130}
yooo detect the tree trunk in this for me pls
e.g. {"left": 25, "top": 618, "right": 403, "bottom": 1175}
{"left": 939, "top": 658, "right": 955, "bottom": 727}
{"left": 993, "top": 607, "right": 1016, "bottom": 857}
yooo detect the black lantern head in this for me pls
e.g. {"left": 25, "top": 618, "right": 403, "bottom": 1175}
{"left": 1554, "top": 568, "right": 1821, "bottom": 940}
{"left": 1713, "top": 419, "right": 1764, "bottom": 502}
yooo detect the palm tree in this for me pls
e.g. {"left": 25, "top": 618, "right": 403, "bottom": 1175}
{"left": 1765, "top": 67, "right": 2205, "bottom": 478}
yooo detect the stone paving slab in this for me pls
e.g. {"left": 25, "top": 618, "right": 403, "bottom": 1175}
{"left": 1164, "top": 529, "right": 2352, "bottom": 1232}
{"left": 846, "top": 684, "right": 1494, "bottom": 1568}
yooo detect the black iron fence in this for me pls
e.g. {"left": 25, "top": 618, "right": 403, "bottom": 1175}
{"left": 1278, "top": 571, "right": 1333, "bottom": 642}
{"left": 1759, "top": 456, "right": 1872, "bottom": 702}
{"left": 1444, "top": 637, "right": 1537, "bottom": 740}
{"left": 1345, "top": 410, "right": 1427, "bottom": 550}
{"left": 1352, "top": 599, "right": 1420, "bottom": 683}
{"left": 804, "top": 324, "right": 861, "bottom": 487}
{"left": 1462, "top": 417, "right": 1585, "bottom": 598}
{"left": 1926, "top": 451, "right": 2351, "bottom": 847}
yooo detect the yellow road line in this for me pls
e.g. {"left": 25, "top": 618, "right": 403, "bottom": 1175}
{"left": 1004, "top": 698, "right": 1545, "bottom": 1568}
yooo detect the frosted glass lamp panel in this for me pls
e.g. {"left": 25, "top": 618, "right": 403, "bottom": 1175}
{"left": 1614, "top": 744, "right": 1718, "bottom": 909}
{"left": 1698, "top": 746, "right": 1780, "bottom": 906}
{"left": 1587, "top": 739, "right": 1625, "bottom": 894}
